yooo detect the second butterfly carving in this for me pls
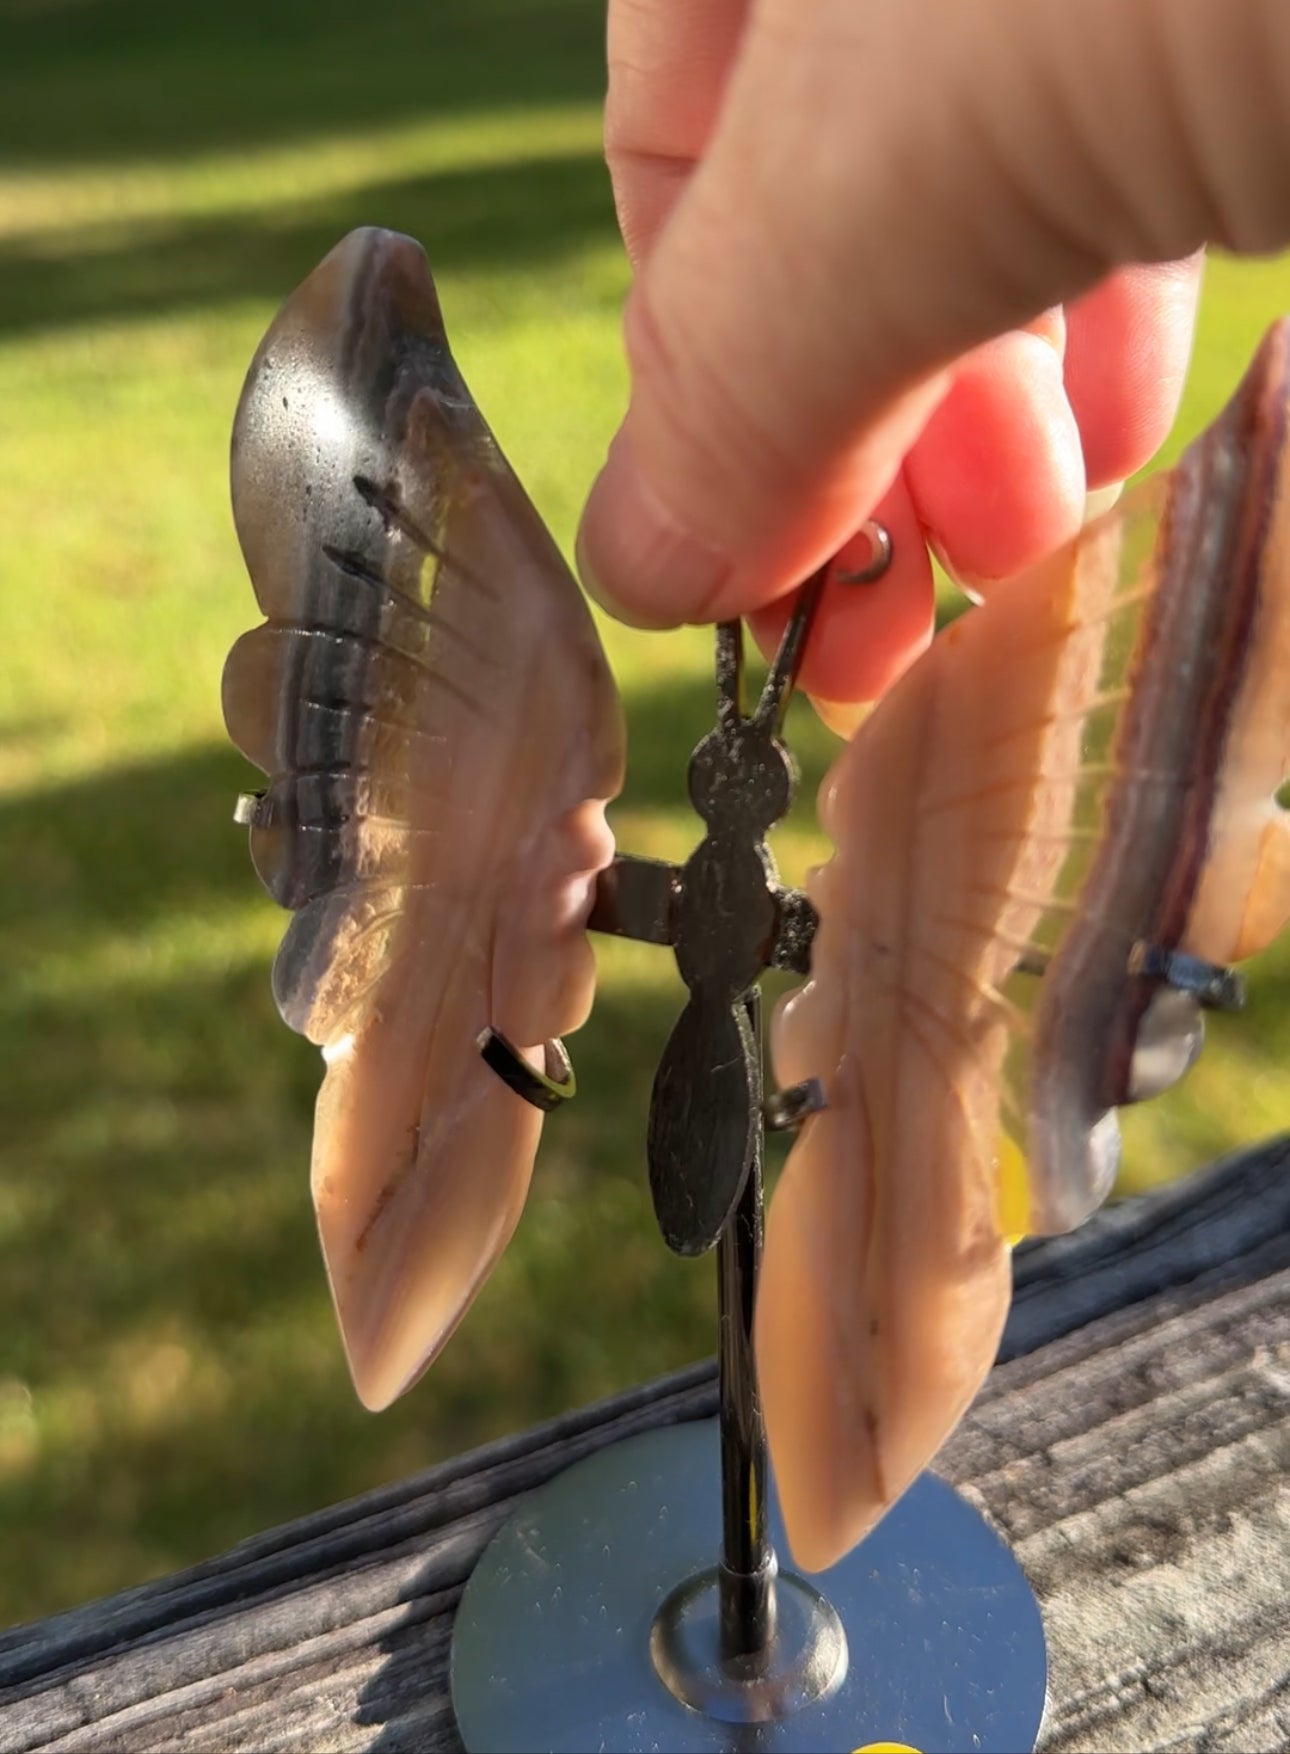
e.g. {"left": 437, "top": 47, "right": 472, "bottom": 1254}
{"left": 760, "top": 323, "right": 1290, "bottom": 1568}
{"left": 224, "top": 228, "right": 1290, "bottom": 1570}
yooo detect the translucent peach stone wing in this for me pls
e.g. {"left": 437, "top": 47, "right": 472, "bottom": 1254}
{"left": 222, "top": 228, "right": 624, "bottom": 1411}
{"left": 757, "top": 320, "right": 1290, "bottom": 1573}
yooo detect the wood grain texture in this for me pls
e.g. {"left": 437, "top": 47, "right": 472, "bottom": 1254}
{"left": 2, "top": 1137, "right": 1288, "bottom": 1753}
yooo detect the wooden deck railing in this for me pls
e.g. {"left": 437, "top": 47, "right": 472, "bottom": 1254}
{"left": 2, "top": 1139, "right": 1288, "bottom": 1753}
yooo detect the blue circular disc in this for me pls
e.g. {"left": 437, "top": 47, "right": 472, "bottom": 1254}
{"left": 451, "top": 1417, "right": 1047, "bottom": 1753}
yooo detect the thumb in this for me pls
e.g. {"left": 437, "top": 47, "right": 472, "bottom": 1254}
{"left": 579, "top": 0, "right": 1290, "bottom": 626}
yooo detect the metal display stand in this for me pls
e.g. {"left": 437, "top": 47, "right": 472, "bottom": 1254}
{"left": 451, "top": 555, "right": 1049, "bottom": 1753}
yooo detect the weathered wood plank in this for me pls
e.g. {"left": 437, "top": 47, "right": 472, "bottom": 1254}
{"left": 1006, "top": 1133, "right": 1290, "bottom": 1358}
{"left": 954, "top": 1265, "right": 1290, "bottom": 1752}
{"left": 1, "top": 1139, "right": 1288, "bottom": 1753}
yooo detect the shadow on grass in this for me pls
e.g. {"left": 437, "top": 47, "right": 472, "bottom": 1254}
{"left": 0, "top": 948, "right": 704, "bottom": 1625}
{"left": 0, "top": 686, "right": 728, "bottom": 1624}
{"left": 0, "top": 150, "right": 617, "bottom": 340}
{"left": 0, "top": 0, "right": 606, "bottom": 170}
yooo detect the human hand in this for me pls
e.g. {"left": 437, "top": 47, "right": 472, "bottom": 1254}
{"left": 577, "top": 0, "right": 1290, "bottom": 708}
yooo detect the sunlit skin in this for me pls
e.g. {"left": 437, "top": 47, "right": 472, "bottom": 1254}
{"left": 577, "top": 0, "right": 1290, "bottom": 704}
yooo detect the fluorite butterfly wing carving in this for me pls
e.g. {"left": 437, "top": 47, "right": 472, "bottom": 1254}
{"left": 224, "top": 227, "right": 1288, "bottom": 1575}
{"left": 758, "top": 321, "right": 1290, "bottom": 1573}
{"left": 223, "top": 228, "right": 624, "bottom": 1411}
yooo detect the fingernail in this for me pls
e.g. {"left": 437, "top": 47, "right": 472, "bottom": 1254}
{"left": 577, "top": 425, "right": 731, "bottom": 627}
{"left": 1022, "top": 306, "right": 1067, "bottom": 357}
{"left": 810, "top": 694, "right": 875, "bottom": 740}
{"left": 1083, "top": 480, "right": 1124, "bottom": 525}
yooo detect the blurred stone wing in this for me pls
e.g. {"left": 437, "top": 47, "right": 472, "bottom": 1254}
{"left": 222, "top": 228, "right": 624, "bottom": 1411}
{"left": 758, "top": 321, "right": 1290, "bottom": 1572}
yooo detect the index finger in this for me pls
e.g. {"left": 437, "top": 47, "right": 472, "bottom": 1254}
{"left": 606, "top": 0, "right": 751, "bottom": 265}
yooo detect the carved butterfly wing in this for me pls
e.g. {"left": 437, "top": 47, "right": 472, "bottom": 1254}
{"left": 222, "top": 228, "right": 624, "bottom": 1411}
{"left": 758, "top": 320, "right": 1290, "bottom": 1572}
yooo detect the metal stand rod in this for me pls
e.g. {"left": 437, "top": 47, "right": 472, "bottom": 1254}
{"left": 453, "top": 525, "right": 1048, "bottom": 1749}
{"left": 716, "top": 987, "right": 776, "bottom": 1662}
{"left": 588, "top": 583, "right": 846, "bottom": 1674}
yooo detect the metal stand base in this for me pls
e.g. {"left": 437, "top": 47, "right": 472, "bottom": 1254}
{"left": 451, "top": 1418, "right": 1048, "bottom": 1753}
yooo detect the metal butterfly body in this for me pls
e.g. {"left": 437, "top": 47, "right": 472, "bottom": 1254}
{"left": 224, "top": 227, "right": 1290, "bottom": 1567}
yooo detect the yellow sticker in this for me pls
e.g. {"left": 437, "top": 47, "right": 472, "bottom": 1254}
{"left": 994, "top": 1131, "right": 1031, "bottom": 1246}
{"left": 852, "top": 1744, "right": 923, "bottom": 1753}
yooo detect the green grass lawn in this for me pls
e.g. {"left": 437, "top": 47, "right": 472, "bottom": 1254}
{"left": 1, "top": 0, "right": 1289, "bottom": 1629}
